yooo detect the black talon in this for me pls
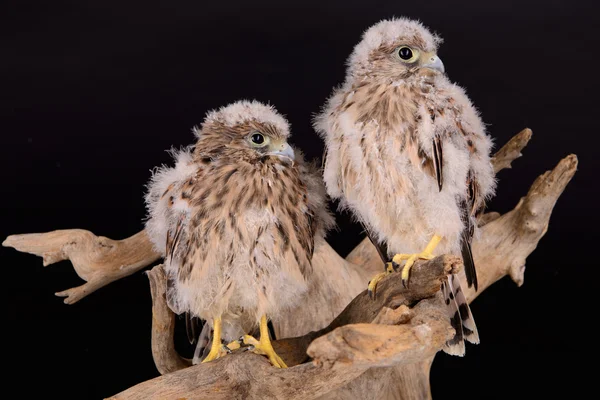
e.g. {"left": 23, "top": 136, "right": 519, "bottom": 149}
{"left": 385, "top": 262, "right": 393, "bottom": 274}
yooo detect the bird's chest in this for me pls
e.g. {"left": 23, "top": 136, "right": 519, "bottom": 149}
{"left": 337, "top": 84, "right": 466, "bottom": 199}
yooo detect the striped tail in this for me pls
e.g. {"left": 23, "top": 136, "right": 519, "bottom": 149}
{"left": 441, "top": 274, "right": 479, "bottom": 356}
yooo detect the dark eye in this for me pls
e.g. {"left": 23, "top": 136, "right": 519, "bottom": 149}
{"left": 398, "top": 47, "right": 413, "bottom": 60}
{"left": 251, "top": 133, "right": 265, "bottom": 145}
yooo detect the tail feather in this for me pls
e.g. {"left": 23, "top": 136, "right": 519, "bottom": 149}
{"left": 192, "top": 321, "right": 213, "bottom": 365}
{"left": 458, "top": 195, "right": 479, "bottom": 291}
{"left": 460, "top": 231, "right": 478, "bottom": 291}
{"left": 442, "top": 277, "right": 465, "bottom": 356}
{"left": 451, "top": 274, "right": 479, "bottom": 344}
{"left": 442, "top": 274, "right": 479, "bottom": 356}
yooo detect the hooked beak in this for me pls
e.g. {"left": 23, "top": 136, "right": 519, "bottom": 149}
{"left": 423, "top": 55, "right": 445, "bottom": 74}
{"left": 268, "top": 141, "right": 295, "bottom": 162}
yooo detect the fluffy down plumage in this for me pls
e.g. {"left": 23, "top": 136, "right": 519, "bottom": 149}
{"left": 315, "top": 18, "right": 496, "bottom": 354}
{"left": 145, "top": 100, "right": 333, "bottom": 342}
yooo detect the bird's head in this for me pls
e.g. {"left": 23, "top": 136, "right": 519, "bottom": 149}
{"left": 193, "top": 100, "right": 295, "bottom": 164}
{"left": 347, "top": 18, "right": 444, "bottom": 81}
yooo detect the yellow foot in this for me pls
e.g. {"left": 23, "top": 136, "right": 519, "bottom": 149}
{"left": 242, "top": 315, "right": 287, "bottom": 368}
{"left": 225, "top": 339, "right": 242, "bottom": 351}
{"left": 392, "top": 252, "right": 435, "bottom": 288}
{"left": 202, "top": 344, "right": 231, "bottom": 362}
{"left": 242, "top": 334, "right": 287, "bottom": 368}
{"left": 392, "top": 234, "right": 442, "bottom": 288}
{"left": 367, "top": 261, "right": 396, "bottom": 299}
{"left": 201, "top": 317, "right": 231, "bottom": 363}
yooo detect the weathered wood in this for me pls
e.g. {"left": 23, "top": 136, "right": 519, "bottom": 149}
{"left": 3, "top": 229, "right": 160, "bottom": 304}
{"left": 466, "top": 153, "right": 578, "bottom": 301}
{"left": 3, "top": 129, "right": 579, "bottom": 400}
{"left": 490, "top": 128, "right": 532, "bottom": 173}
{"left": 110, "top": 255, "right": 458, "bottom": 400}
{"left": 314, "top": 148, "right": 577, "bottom": 400}
{"left": 146, "top": 265, "right": 191, "bottom": 374}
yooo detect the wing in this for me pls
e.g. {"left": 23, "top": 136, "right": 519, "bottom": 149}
{"left": 428, "top": 101, "right": 482, "bottom": 290}
{"left": 158, "top": 167, "right": 209, "bottom": 343}
{"left": 165, "top": 214, "right": 185, "bottom": 264}
{"left": 144, "top": 148, "right": 199, "bottom": 314}
{"left": 364, "top": 222, "right": 389, "bottom": 264}
{"left": 432, "top": 136, "right": 444, "bottom": 192}
{"left": 280, "top": 159, "right": 335, "bottom": 279}
{"left": 458, "top": 175, "right": 478, "bottom": 291}
{"left": 429, "top": 133, "right": 478, "bottom": 289}
{"left": 422, "top": 116, "right": 477, "bottom": 289}
{"left": 276, "top": 192, "right": 316, "bottom": 279}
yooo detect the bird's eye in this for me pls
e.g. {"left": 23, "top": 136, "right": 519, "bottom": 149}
{"left": 249, "top": 132, "right": 269, "bottom": 147}
{"left": 251, "top": 134, "right": 264, "bottom": 144}
{"left": 397, "top": 46, "right": 419, "bottom": 63}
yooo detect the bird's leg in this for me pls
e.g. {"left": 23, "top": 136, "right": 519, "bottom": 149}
{"left": 393, "top": 234, "right": 442, "bottom": 288}
{"left": 368, "top": 234, "right": 443, "bottom": 298}
{"left": 366, "top": 228, "right": 396, "bottom": 299}
{"left": 202, "top": 317, "right": 230, "bottom": 362}
{"left": 242, "top": 315, "right": 287, "bottom": 368}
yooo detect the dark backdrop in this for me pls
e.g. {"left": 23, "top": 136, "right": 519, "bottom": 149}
{"left": 1, "top": 0, "right": 596, "bottom": 398}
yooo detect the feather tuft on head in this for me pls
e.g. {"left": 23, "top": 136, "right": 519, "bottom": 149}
{"left": 196, "top": 100, "right": 290, "bottom": 138}
{"left": 348, "top": 18, "right": 442, "bottom": 77}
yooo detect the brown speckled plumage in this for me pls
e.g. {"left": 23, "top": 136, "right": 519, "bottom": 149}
{"left": 316, "top": 18, "right": 496, "bottom": 355}
{"left": 145, "top": 100, "right": 332, "bottom": 343}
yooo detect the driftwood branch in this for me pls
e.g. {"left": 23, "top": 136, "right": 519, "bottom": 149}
{"left": 4, "top": 129, "right": 579, "bottom": 399}
{"left": 3, "top": 229, "right": 160, "bottom": 304}
{"left": 110, "top": 255, "right": 461, "bottom": 400}
{"left": 347, "top": 153, "right": 578, "bottom": 304}
{"left": 114, "top": 140, "right": 577, "bottom": 399}
{"left": 468, "top": 153, "right": 578, "bottom": 297}
{"left": 490, "top": 128, "right": 532, "bottom": 174}
{"left": 147, "top": 266, "right": 191, "bottom": 374}
{"left": 0, "top": 128, "right": 533, "bottom": 305}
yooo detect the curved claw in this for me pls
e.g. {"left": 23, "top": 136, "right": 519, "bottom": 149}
{"left": 367, "top": 262, "right": 397, "bottom": 299}
{"left": 367, "top": 272, "right": 387, "bottom": 299}
{"left": 395, "top": 251, "right": 436, "bottom": 289}
{"left": 242, "top": 334, "right": 287, "bottom": 368}
{"left": 202, "top": 345, "right": 230, "bottom": 363}
{"left": 401, "top": 277, "right": 410, "bottom": 289}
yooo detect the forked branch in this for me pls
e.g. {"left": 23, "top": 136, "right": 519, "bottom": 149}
{"left": 111, "top": 130, "right": 577, "bottom": 400}
{"left": 3, "top": 230, "right": 160, "bottom": 304}
{"left": 490, "top": 128, "right": 532, "bottom": 173}
{"left": 111, "top": 255, "right": 460, "bottom": 400}
{"left": 3, "top": 129, "right": 579, "bottom": 400}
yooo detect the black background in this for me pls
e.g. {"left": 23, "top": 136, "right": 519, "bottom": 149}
{"left": 1, "top": 0, "right": 597, "bottom": 398}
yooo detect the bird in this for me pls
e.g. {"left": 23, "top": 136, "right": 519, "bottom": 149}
{"left": 314, "top": 18, "right": 496, "bottom": 355}
{"left": 145, "top": 100, "right": 333, "bottom": 367}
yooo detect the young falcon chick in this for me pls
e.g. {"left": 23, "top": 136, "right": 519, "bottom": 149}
{"left": 315, "top": 18, "right": 495, "bottom": 355}
{"left": 145, "top": 100, "right": 332, "bottom": 367}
